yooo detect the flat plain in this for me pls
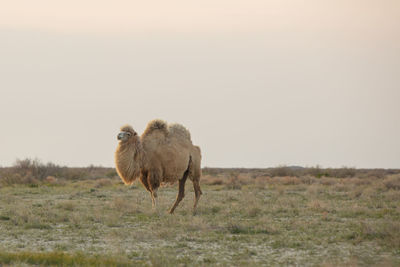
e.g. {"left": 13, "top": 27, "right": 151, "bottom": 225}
{"left": 0, "top": 165, "right": 399, "bottom": 266}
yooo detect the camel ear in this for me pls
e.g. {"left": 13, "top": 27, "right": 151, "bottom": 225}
{"left": 133, "top": 132, "right": 137, "bottom": 136}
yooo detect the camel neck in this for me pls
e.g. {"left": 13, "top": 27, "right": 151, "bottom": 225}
{"left": 115, "top": 140, "right": 144, "bottom": 184}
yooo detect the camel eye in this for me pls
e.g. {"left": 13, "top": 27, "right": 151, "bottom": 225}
{"left": 127, "top": 132, "right": 132, "bottom": 137}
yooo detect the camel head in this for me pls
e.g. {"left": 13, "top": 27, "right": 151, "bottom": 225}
{"left": 117, "top": 125, "right": 137, "bottom": 142}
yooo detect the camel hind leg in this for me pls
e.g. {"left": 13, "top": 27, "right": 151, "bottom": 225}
{"left": 192, "top": 178, "right": 202, "bottom": 214}
{"left": 189, "top": 146, "right": 202, "bottom": 214}
{"left": 169, "top": 169, "right": 189, "bottom": 214}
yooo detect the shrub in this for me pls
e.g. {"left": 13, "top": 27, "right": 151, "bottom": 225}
{"left": 329, "top": 167, "right": 357, "bottom": 178}
{"left": 270, "top": 166, "right": 296, "bottom": 177}
{"left": 95, "top": 178, "right": 113, "bottom": 188}
{"left": 12, "top": 158, "right": 63, "bottom": 180}
{"left": 62, "top": 169, "right": 89, "bottom": 180}
{"left": 225, "top": 172, "right": 242, "bottom": 190}
{"left": 0, "top": 171, "right": 39, "bottom": 186}
{"left": 200, "top": 175, "right": 224, "bottom": 185}
{"left": 319, "top": 177, "right": 337, "bottom": 186}
{"left": 280, "top": 176, "right": 301, "bottom": 185}
{"left": 383, "top": 175, "right": 400, "bottom": 190}
{"left": 105, "top": 170, "right": 118, "bottom": 178}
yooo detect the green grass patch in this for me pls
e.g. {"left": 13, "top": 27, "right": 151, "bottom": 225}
{"left": 0, "top": 215, "right": 10, "bottom": 220}
{"left": 0, "top": 251, "right": 132, "bottom": 266}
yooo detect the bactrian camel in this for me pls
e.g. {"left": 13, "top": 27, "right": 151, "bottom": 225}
{"left": 115, "top": 119, "right": 202, "bottom": 214}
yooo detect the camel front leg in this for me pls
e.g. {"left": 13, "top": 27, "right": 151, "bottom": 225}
{"left": 139, "top": 172, "right": 154, "bottom": 208}
{"left": 150, "top": 189, "right": 158, "bottom": 208}
{"left": 147, "top": 171, "right": 160, "bottom": 210}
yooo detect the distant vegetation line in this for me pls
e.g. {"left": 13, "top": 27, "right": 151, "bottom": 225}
{"left": 0, "top": 158, "right": 399, "bottom": 186}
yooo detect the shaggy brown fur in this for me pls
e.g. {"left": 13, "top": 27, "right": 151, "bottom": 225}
{"left": 115, "top": 119, "right": 202, "bottom": 214}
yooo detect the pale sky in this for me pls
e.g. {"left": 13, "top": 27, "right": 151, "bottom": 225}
{"left": 1, "top": 1, "right": 399, "bottom": 168}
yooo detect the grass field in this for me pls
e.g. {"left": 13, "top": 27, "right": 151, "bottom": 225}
{"left": 0, "top": 165, "right": 399, "bottom": 266}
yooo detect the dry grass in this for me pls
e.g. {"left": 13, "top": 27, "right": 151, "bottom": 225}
{"left": 0, "top": 165, "right": 400, "bottom": 266}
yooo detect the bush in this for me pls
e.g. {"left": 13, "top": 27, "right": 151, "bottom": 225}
{"left": 12, "top": 158, "right": 63, "bottom": 180}
{"left": 105, "top": 170, "right": 118, "bottom": 178}
{"left": 279, "top": 176, "right": 301, "bottom": 185}
{"left": 0, "top": 158, "right": 93, "bottom": 185}
{"left": 95, "top": 178, "right": 113, "bottom": 188}
{"left": 225, "top": 172, "right": 242, "bottom": 190}
{"left": 383, "top": 175, "right": 400, "bottom": 190}
{"left": 270, "top": 166, "right": 296, "bottom": 177}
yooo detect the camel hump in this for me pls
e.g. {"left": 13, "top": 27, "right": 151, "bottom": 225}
{"left": 142, "top": 119, "right": 192, "bottom": 142}
{"left": 142, "top": 119, "right": 168, "bottom": 137}
{"left": 168, "top": 123, "right": 191, "bottom": 141}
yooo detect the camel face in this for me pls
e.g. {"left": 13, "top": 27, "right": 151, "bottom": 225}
{"left": 117, "top": 131, "right": 131, "bottom": 142}
{"left": 117, "top": 125, "right": 137, "bottom": 142}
